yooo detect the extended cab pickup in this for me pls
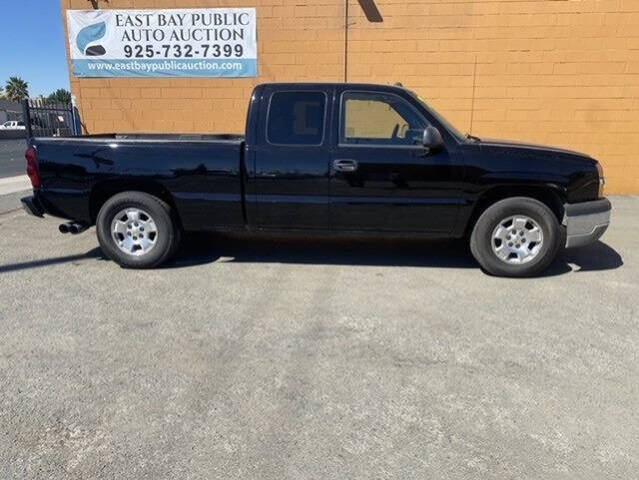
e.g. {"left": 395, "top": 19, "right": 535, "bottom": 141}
{"left": 21, "top": 83, "right": 611, "bottom": 277}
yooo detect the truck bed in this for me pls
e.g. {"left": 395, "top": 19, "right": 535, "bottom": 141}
{"left": 31, "top": 134, "right": 246, "bottom": 230}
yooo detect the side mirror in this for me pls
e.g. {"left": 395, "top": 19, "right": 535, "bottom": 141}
{"left": 422, "top": 126, "right": 444, "bottom": 150}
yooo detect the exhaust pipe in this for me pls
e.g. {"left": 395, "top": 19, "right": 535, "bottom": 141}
{"left": 59, "top": 222, "right": 88, "bottom": 235}
{"left": 69, "top": 222, "right": 88, "bottom": 235}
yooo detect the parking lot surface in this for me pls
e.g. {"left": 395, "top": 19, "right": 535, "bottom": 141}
{"left": 0, "top": 197, "right": 636, "bottom": 479}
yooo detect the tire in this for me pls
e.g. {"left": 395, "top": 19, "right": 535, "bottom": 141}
{"left": 96, "top": 191, "right": 180, "bottom": 269}
{"left": 470, "top": 197, "right": 563, "bottom": 277}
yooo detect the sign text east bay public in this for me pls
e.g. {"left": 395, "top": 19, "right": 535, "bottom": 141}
{"left": 67, "top": 9, "right": 258, "bottom": 78}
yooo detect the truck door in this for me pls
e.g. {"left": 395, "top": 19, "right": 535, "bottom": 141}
{"left": 252, "top": 86, "right": 332, "bottom": 229}
{"left": 329, "top": 89, "right": 461, "bottom": 233}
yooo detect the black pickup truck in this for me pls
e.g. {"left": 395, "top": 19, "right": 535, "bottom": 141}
{"left": 21, "top": 83, "right": 610, "bottom": 277}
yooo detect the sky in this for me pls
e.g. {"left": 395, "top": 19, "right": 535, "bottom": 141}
{"left": 0, "top": 0, "right": 71, "bottom": 97}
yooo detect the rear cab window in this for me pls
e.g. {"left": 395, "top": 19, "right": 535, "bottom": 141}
{"left": 267, "top": 91, "right": 326, "bottom": 146}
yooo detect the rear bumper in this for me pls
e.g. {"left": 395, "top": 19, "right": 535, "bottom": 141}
{"left": 563, "top": 198, "right": 611, "bottom": 248}
{"left": 21, "top": 195, "right": 45, "bottom": 218}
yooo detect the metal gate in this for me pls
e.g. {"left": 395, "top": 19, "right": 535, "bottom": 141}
{"left": 22, "top": 99, "right": 79, "bottom": 138}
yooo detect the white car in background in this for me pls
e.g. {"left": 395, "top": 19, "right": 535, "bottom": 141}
{"left": 0, "top": 121, "right": 26, "bottom": 130}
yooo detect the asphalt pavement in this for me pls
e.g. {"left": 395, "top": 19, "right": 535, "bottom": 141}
{"left": 0, "top": 189, "right": 29, "bottom": 215}
{"left": 0, "top": 138, "right": 28, "bottom": 178}
{"left": 0, "top": 197, "right": 636, "bottom": 479}
{"left": 0, "top": 139, "right": 30, "bottom": 209}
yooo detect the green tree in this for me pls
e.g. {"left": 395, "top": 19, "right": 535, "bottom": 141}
{"left": 46, "top": 89, "right": 72, "bottom": 105}
{"left": 4, "top": 77, "right": 29, "bottom": 102}
{"left": 0, "top": 87, "right": 5, "bottom": 99}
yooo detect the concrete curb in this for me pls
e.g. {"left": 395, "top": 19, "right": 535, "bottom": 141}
{"left": 0, "top": 175, "right": 31, "bottom": 196}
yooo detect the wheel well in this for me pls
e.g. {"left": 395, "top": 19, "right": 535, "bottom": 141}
{"left": 466, "top": 186, "right": 565, "bottom": 237}
{"left": 89, "top": 180, "right": 180, "bottom": 226}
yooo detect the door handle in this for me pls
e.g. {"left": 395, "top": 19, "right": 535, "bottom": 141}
{"left": 333, "top": 159, "right": 358, "bottom": 172}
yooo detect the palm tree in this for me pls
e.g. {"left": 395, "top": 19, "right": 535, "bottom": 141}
{"left": 5, "top": 77, "right": 29, "bottom": 102}
{"left": 46, "top": 89, "right": 72, "bottom": 105}
{"left": 0, "top": 87, "right": 5, "bottom": 99}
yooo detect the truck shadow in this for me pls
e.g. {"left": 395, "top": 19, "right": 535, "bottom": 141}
{"left": 547, "top": 240, "right": 624, "bottom": 275}
{"left": 170, "top": 234, "right": 475, "bottom": 269}
{"left": 0, "top": 248, "right": 104, "bottom": 274}
{"left": 167, "top": 233, "right": 624, "bottom": 276}
{"left": 0, "top": 235, "right": 623, "bottom": 276}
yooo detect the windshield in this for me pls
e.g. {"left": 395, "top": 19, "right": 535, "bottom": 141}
{"left": 407, "top": 91, "right": 466, "bottom": 142}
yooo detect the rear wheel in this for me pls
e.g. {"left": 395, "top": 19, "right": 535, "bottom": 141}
{"left": 470, "top": 197, "right": 562, "bottom": 277}
{"left": 96, "top": 191, "right": 180, "bottom": 269}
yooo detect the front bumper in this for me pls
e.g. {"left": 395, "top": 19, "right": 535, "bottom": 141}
{"left": 21, "top": 195, "right": 45, "bottom": 218}
{"left": 563, "top": 198, "right": 611, "bottom": 248}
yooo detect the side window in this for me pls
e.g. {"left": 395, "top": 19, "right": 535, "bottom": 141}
{"left": 267, "top": 91, "right": 326, "bottom": 145}
{"left": 341, "top": 92, "right": 426, "bottom": 146}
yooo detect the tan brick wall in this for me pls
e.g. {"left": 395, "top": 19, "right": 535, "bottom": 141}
{"left": 61, "top": 0, "right": 639, "bottom": 194}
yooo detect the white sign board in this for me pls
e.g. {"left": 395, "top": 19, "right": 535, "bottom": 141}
{"left": 67, "top": 9, "right": 257, "bottom": 78}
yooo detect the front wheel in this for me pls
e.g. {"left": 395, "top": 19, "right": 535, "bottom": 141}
{"left": 470, "top": 197, "right": 563, "bottom": 277}
{"left": 96, "top": 191, "right": 180, "bottom": 269}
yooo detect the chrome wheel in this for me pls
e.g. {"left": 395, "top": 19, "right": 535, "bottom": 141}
{"left": 111, "top": 208, "right": 158, "bottom": 256}
{"left": 491, "top": 215, "right": 544, "bottom": 264}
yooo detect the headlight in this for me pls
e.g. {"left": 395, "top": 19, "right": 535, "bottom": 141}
{"left": 596, "top": 162, "right": 605, "bottom": 198}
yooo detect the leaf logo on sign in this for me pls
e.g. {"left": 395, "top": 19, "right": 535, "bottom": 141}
{"left": 76, "top": 21, "right": 107, "bottom": 56}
